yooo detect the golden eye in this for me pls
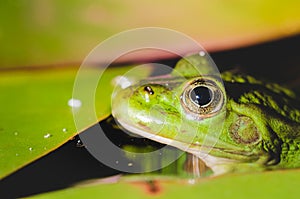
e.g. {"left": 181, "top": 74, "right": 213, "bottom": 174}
{"left": 181, "top": 78, "right": 224, "bottom": 119}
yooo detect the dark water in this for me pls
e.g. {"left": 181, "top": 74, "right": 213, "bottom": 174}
{"left": 1, "top": 34, "right": 300, "bottom": 198}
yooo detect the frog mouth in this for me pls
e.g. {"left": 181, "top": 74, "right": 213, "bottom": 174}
{"left": 114, "top": 118, "right": 260, "bottom": 174}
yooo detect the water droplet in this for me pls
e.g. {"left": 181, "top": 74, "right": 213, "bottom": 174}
{"left": 195, "top": 141, "right": 200, "bottom": 145}
{"left": 112, "top": 76, "right": 132, "bottom": 89}
{"left": 199, "top": 51, "right": 205, "bottom": 56}
{"left": 115, "top": 160, "right": 119, "bottom": 164}
{"left": 29, "top": 147, "right": 33, "bottom": 151}
{"left": 62, "top": 128, "right": 68, "bottom": 133}
{"left": 43, "top": 133, "right": 52, "bottom": 138}
{"left": 68, "top": 98, "right": 82, "bottom": 108}
{"left": 15, "top": 153, "right": 19, "bottom": 156}
{"left": 76, "top": 139, "right": 84, "bottom": 147}
{"left": 188, "top": 178, "right": 196, "bottom": 184}
{"left": 44, "top": 147, "right": 47, "bottom": 150}
{"left": 14, "top": 132, "right": 18, "bottom": 136}
{"left": 128, "top": 163, "right": 133, "bottom": 167}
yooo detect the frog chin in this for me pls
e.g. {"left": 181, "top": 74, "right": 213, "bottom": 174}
{"left": 115, "top": 118, "right": 240, "bottom": 175}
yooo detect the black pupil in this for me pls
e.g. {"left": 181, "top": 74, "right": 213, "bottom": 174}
{"left": 190, "top": 86, "right": 212, "bottom": 106}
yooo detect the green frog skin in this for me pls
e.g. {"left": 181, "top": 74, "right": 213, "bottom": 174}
{"left": 112, "top": 54, "right": 300, "bottom": 175}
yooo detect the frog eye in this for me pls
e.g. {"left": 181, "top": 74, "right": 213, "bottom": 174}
{"left": 190, "top": 86, "right": 213, "bottom": 107}
{"left": 181, "top": 78, "right": 224, "bottom": 119}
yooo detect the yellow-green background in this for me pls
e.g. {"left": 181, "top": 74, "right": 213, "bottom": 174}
{"left": 1, "top": 0, "right": 300, "bottom": 67}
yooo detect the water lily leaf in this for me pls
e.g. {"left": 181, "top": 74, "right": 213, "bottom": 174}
{"left": 29, "top": 169, "right": 300, "bottom": 199}
{"left": 0, "top": 65, "right": 153, "bottom": 179}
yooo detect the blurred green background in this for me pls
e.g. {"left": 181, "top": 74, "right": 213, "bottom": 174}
{"left": 1, "top": 0, "right": 300, "bottom": 67}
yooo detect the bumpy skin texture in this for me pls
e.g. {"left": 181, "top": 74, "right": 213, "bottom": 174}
{"left": 112, "top": 54, "right": 300, "bottom": 174}
{"left": 222, "top": 72, "right": 300, "bottom": 170}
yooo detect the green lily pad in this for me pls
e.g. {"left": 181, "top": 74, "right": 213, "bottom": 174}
{"left": 29, "top": 169, "right": 300, "bottom": 199}
{"left": 0, "top": 65, "right": 153, "bottom": 179}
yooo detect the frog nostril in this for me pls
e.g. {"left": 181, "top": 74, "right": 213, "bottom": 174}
{"left": 144, "top": 86, "right": 154, "bottom": 95}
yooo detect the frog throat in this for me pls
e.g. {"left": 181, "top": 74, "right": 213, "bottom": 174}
{"left": 116, "top": 118, "right": 247, "bottom": 174}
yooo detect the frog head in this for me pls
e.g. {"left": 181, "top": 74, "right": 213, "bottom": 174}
{"left": 112, "top": 54, "right": 300, "bottom": 174}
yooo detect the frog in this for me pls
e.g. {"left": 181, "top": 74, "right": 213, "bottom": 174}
{"left": 111, "top": 53, "right": 300, "bottom": 175}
